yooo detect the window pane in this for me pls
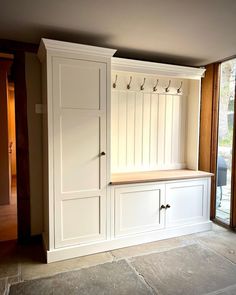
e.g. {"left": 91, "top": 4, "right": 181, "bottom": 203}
{"left": 216, "top": 58, "right": 236, "bottom": 224}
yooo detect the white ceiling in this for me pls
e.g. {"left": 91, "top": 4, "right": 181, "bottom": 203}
{"left": 1, "top": 0, "right": 236, "bottom": 66}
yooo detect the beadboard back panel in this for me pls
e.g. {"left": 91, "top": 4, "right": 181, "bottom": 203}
{"left": 111, "top": 89, "right": 188, "bottom": 173}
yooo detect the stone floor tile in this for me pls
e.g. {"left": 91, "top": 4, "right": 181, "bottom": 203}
{"left": 205, "top": 283, "right": 236, "bottom": 295}
{"left": 0, "top": 279, "right": 6, "bottom": 295}
{"left": 111, "top": 236, "right": 193, "bottom": 259}
{"left": 0, "top": 241, "right": 19, "bottom": 279}
{"left": 196, "top": 231, "right": 236, "bottom": 264}
{"left": 10, "top": 260, "right": 152, "bottom": 295}
{"left": 8, "top": 275, "right": 20, "bottom": 285}
{"left": 21, "top": 251, "right": 114, "bottom": 280}
{"left": 212, "top": 223, "right": 228, "bottom": 233}
{"left": 0, "top": 261, "right": 19, "bottom": 280}
{"left": 130, "top": 244, "right": 236, "bottom": 295}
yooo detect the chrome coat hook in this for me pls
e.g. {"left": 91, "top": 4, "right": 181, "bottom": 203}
{"left": 177, "top": 81, "right": 183, "bottom": 94}
{"left": 165, "top": 80, "right": 171, "bottom": 92}
{"left": 113, "top": 74, "right": 118, "bottom": 89}
{"left": 140, "top": 78, "right": 146, "bottom": 90}
{"left": 127, "top": 76, "right": 132, "bottom": 90}
{"left": 153, "top": 79, "right": 159, "bottom": 92}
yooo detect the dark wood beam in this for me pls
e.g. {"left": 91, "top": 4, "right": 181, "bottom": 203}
{"left": 0, "top": 39, "right": 34, "bottom": 242}
{"left": 0, "top": 59, "right": 12, "bottom": 205}
{"left": 13, "top": 52, "right": 31, "bottom": 242}
{"left": 0, "top": 39, "right": 38, "bottom": 54}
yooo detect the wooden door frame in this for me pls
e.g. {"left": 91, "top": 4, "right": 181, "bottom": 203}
{"left": 199, "top": 63, "right": 220, "bottom": 221}
{"left": 0, "top": 59, "right": 13, "bottom": 206}
{"left": 0, "top": 39, "right": 37, "bottom": 242}
{"left": 210, "top": 63, "right": 220, "bottom": 222}
{"left": 200, "top": 59, "right": 236, "bottom": 230}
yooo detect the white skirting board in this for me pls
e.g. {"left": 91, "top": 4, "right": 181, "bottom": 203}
{"left": 45, "top": 221, "right": 212, "bottom": 263}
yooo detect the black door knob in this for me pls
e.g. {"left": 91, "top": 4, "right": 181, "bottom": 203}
{"left": 160, "top": 205, "right": 166, "bottom": 210}
{"left": 166, "top": 204, "right": 171, "bottom": 209}
{"left": 101, "top": 151, "right": 106, "bottom": 156}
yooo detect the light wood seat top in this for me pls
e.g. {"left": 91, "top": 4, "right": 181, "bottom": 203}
{"left": 110, "top": 169, "right": 213, "bottom": 185}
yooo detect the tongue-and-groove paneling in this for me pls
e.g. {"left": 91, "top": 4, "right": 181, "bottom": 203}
{"left": 111, "top": 91, "right": 187, "bottom": 172}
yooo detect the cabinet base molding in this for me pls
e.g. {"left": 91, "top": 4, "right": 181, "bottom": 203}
{"left": 45, "top": 221, "right": 212, "bottom": 263}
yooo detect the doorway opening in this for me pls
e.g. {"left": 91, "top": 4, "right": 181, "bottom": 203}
{"left": 215, "top": 58, "right": 236, "bottom": 225}
{"left": 0, "top": 54, "right": 17, "bottom": 241}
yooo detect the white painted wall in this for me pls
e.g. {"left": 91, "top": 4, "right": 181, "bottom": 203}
{"left": 25, "top": 53, "right": 43, "bottom": 235}
{"left": 186, "top": 80, "right": 201, "bottom": 170}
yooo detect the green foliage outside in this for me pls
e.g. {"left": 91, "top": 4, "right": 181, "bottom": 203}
{"left": 218, "top": 59, "right": 236, "bottom": 148}
{"left": 219, "top": 127, "right": 233, "bottom": 147}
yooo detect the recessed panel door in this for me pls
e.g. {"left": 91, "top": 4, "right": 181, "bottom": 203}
{"left": 52, "top": 57, "right": 107, "bottom": 248}
{"left": 165, "top": 179, "right": 209, "bottom": 228}
{"left": 114, "top": 184, "right": 165, "bottom": 237}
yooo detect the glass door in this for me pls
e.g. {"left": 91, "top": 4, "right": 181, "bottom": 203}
{"left": 215, "top": 58, "right": 236, "bottom": 224}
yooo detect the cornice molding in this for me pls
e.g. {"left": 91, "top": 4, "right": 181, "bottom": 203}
{"left": 38, "top": 38, "right": 117, "bottom": 61}
{"left": 112, "top": 57, "right": 205, "bottom": 80}
{"left": 37, "top": 39, "right": 205, "bottom": 80}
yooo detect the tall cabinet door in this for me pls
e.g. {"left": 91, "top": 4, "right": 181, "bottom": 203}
{"left": 52, "top": 57, "right": 107, "bottom": 248}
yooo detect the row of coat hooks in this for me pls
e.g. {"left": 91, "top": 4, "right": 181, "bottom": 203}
{"left": 113, "top": 75, "right": 183, "bottom": 94}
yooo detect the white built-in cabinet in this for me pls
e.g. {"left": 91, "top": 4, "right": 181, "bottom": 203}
{"left": 112, "top": 178, "right": 210, "bottom": 239}
{"left": 38, "top": 39, "right": 212, "bottom": 263}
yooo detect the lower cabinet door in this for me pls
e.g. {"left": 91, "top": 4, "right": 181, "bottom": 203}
{"left": 114, "top": 184, "right": 165, "bottom": 237}
{"left": 165, "top": 178, "right": 209, "bottom": 228}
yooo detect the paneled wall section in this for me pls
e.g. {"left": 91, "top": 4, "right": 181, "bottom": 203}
{"left": 111, "top": 90, "right": 187, "bottom": 172}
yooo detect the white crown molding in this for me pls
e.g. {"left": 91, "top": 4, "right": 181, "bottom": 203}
{"left": 38, "top": 38, "right": 117, "bottom": 61}
{"left": 112, "top": 57, "right": 205, "bottom": 80}
{"left": 37, "top": 39, "right": 205, "bottom": 80}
